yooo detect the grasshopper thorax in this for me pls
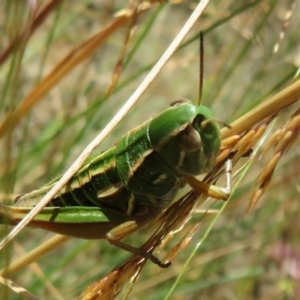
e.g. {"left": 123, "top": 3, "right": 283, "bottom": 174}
{"left": 148, "top": 99, "right": 221, "bottom": 176}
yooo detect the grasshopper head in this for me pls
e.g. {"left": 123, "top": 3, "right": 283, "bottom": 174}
{"left": 149, "top": 100, "right": 222, "bottom": 176}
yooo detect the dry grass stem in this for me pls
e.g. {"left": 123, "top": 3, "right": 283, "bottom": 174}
{"left": 0, "top": 275, "right": 38, "bottom": 300}
{"left": 162, "top": 223, "right": 200, "bottom": 263}
{"left": 0, "top": 4, "right": 145, "bottom": 137}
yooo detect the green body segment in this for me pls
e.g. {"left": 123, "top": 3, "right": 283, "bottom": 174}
{"left": 9, "top": 101, "right": 221, "bottom": 235}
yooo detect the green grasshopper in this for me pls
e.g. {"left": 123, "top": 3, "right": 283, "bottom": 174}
{"left": 0, "top": 99, "right": 231, "bottom": 267}
{"left": 0, "top": 30, "right": 231, "bottom": 267}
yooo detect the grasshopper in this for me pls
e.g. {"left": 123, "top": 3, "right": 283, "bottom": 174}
{"left": 0, "top": 99, "right": 231, "bottom": 267}
{"left": 0, "top": 32, "right": 231, "bottom": 267}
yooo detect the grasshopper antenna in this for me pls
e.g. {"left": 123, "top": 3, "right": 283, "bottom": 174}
{"left": 198, "top": 31, "right": 204, "bottom": 106}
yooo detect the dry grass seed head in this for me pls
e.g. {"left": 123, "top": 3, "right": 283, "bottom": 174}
{"left": 248, "top": 109, "right": 300, "bottom": 213}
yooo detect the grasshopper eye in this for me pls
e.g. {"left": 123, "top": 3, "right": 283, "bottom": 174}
{"left": 170, "top": 99, "right": 192, "bottom": 107}
{"left": 193, "top": 114, "right": 205, "bottom": 128}
{"left": 177, "top": 124, "right": 201, "bottom": 152}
